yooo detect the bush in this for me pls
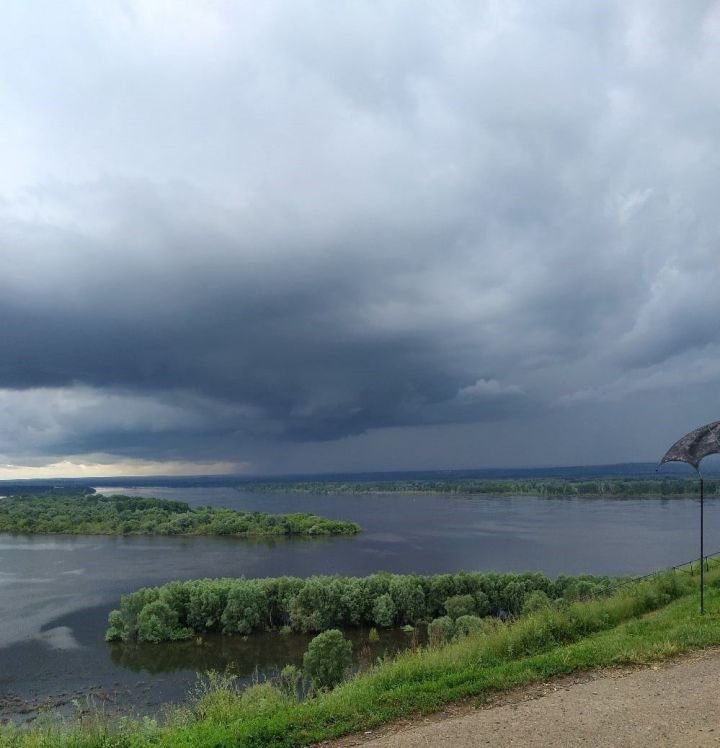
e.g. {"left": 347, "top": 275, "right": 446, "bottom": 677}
{"left": 239, "top": 682, "right": 289, "bottom": 716}
{"left": 373, "top": 593, "right": 397, "bottom": 628}
{"left": 303, "top": 630, "right": 352, "bottom": 689}
{"left": 445, "top": 594, "right": 475, "bottom": 620}
{"left": 523, "top": 590, "right": 552, "bottom": 615}
{"left": 389, "top": 576, "right": 427, "bottom": 623}
{"left": 137, "top": 601, "right": 188, "bottom": 643}
{"left": 290, "top": 577, "right": 345, "bottom": 632}
{"left": 474, "top": 590, "right": 491, "bottom": 616}
{"left": 278, "top": 664, "right": 302, "bottom": 697}
{"left": 192, "top": 673, "right": 291, "bottom": 725}
{"left": 454, "top": 615, "right": 491, "bottom": 638}
{"left": 427, "top": 616, "right": 455, "bottom": 646}
{"left": 193, "top": 671, "right": 241, "bottom": 722}
{"left": 105, "top": 610, "right": 126, "bottom": 642}
{"left": 222, "top": 583, "right": 268, "bottom": 634}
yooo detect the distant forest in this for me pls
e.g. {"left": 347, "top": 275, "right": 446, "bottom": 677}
{"left": 240, "top": 478, "right": 714, "bottom": 497}
{"left": 0, "top": 493, "right": 360, "bottom": 537}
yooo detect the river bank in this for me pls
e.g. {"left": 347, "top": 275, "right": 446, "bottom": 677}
{"left": 2, "top": 572, "right": 716, "bottom": 747}
{"left": 1, "top": 485, "right": 717, "bottom": 723}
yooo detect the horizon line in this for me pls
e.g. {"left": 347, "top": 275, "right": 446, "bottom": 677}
{"left": 0, "top": 460, "right": 701, "bottom": 484}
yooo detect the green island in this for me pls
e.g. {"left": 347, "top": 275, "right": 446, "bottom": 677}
{"left": 0, "top": 493, "right": 360, "bottom": 537}
{"left": 240, "top": 476, "right": 716, "bottom": 497}
{"left": 4, "top": 565, "right": 720, "bottom": 747}
{"left": 105, "top": 570, "right": 625, "bottom": 642}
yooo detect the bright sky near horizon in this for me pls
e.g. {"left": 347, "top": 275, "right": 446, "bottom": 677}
{"left": 2, "top": 1, "right": 720, "bottom": 478}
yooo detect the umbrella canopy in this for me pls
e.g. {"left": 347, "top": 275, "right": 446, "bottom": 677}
{"left": 660, "top": 420, "right": 720, "bottom": 470}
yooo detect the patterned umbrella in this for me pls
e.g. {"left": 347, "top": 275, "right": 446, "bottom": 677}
{"left": 660, "top": 420, "right": 720, "bottom": 613}
{"left": 660, "top": 421, "right": 720, "bottom": 470}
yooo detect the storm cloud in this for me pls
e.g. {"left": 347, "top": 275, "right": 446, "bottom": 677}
{"left": 2, "top": 1, "right": 720, "bottom": 475}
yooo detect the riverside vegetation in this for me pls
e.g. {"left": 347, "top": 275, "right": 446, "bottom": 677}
{"left": 105, "top": 570, "right": 624, "bottom": 643}
{"left": 5, "top": 568, "right": 720, "bottom": 748}
{"left": 0, "top": 494, "right": 360, "bottom": 537}
{"left": 241, "top": 477, "right": 718, "bottom": 497}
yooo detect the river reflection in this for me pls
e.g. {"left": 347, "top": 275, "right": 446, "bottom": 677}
{"left": 108, "top": 627, "right": 418, "bottom": 676}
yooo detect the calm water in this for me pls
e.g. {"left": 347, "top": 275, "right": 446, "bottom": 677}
{"left": 1, "top": 486, "right": 717, "bottom": 720}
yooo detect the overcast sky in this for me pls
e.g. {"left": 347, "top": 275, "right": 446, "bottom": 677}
{"left": 2, "top": 1, "right": 720, "bottom": 478}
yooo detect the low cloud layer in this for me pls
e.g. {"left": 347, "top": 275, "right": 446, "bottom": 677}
{"left": 2, "top": 1, "right": 720, "bottom": 475}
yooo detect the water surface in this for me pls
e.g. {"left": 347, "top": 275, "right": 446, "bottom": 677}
{"left": 1, "top": 486, "right": 717, "bottom": 720}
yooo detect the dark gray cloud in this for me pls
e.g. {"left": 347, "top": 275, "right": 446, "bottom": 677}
{"left": 2, "top": 1, "right": 720, "bottom": 474}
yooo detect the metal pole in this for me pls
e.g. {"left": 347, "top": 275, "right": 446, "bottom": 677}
{"left": 701, "top": 475, "right": 705, "bottom": 615}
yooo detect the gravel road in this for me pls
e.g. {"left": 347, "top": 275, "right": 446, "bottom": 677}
{"left": 329, "top": 649, "right": 720, "bottom": 747}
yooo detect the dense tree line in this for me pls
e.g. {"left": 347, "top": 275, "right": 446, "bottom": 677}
{"left": 0, "top": 494, "right": 360, "bottom": 537}
{"left": 240, "top": 478, "right": 715, "bottom": 497}
{"left": 0, "top": 483, "right": 95, "bottom": 497}
{"left": 106, "top": 570, "right": 624, "bottom": 643}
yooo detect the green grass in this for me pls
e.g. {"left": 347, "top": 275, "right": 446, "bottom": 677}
{"left": 3, "top": 571, "right": 719, "bottom": 748}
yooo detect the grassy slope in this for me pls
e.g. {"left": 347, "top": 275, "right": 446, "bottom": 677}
{"left": 155, "top": 575, "right": 704, "bottom": 748}
{"left": 4, "top": 571, "right": 720, "bottom": 748}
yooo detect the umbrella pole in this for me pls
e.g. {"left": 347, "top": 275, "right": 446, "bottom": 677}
{"left": 701, "top": 475, "right": 705, "bottom": 615}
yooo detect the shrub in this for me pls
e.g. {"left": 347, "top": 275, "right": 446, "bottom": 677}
{"left": 278, "top": 664, "right": 302, "bottom": 697}
{"left": 187, "top": 582, "right": 230, "bottom": 631}
{"left": 290, "top": 577, "right": 346, "bottom": 632}
{"left": 523, "top": 590, "right": 552, "bottom": 615}
{"left": 137, "top": 601, "right": 190, "bottom": 643}
{"left": 105, "top": 610, "right": 125, "bottom": 642}
{"left": 193, "top": 674, "right": 292, "bottom": 724}
{"left": 427, "top": 616, "right": 455, "bottom": 646}
{"left": 501, "top": 580, "right": 530, "bottom": 614}
{"left": 454, "top": 614, "right": 491, "bottom": 638}
{"left": 368, "top": 627, "right": 380, "bottom": 642}
{"left": 221, "top": 583, "right": 268, "bottom": 634}
{"left": 373, "top": 593, "right": 397, "bottom": 628}
{"left": 239, "top": 682, "right": 289, "bottom": 716}
{"left": 389, "top": 576, "right": 427, "bottom": 623}
{"left": 474, "top": 590, "right": 491, "bottom": 616}
{"left": 445, "top": 594, "right": 475, "bottom": 620}
{"left": 303, "top": 630, "right": 353, "bottom": 689}
{"left": 193, "top": 671, "right": 241, "bottom": 723}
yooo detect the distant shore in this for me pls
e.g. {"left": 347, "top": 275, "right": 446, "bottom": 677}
{"left": 238, "top": 477, "right": 713, "bottom": 498}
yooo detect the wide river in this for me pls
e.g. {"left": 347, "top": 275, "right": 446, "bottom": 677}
{"left": 1, "top": 486, "right": 717, "bottom": 720}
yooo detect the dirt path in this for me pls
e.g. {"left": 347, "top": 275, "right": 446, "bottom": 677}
{"left": 327, "top": 649, "right": 720, "bottom": 747}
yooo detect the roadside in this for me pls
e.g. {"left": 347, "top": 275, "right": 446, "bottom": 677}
{"left": 327, "top": 648, "right": 720, "bottom": 747}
